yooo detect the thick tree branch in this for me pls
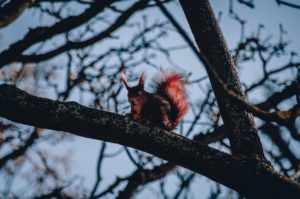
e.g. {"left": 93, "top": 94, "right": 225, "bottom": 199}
{"left": 115, "top": 126, "right": 227, "bottom": 199}
{"left": 0, "top": 84, "right": 300, "bottom": 197}
{"left": 157, "top": 0, "right": 299, "bottom": 150}
{"left": 178, "top": 0, "right": 264, "bottom": 157}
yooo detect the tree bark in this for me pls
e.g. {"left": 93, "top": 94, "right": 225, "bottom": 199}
{"left": 0, "top": 84, "right": 299, "bottom": 198}
{"left": 179, "top": 0, "right": 265, "bottom": 158}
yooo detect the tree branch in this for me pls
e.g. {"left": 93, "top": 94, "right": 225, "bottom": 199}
{"left": 257, "top": 81, "right": 300, "bottom": 110}
{"left": 0, "top": 0, "right": 34, "bottom": 28}
{"left": 16, "top": 0, "right": 149, "bottom": 64}
{"left": 116, "top": 163, "right": 175, "bottom": 199}
{"left": 262, "top": 123, "right": 299, "bottom": 171}
{"left": 0, "top": 128, "right": 39, "bottom": 169}
{"left": 178, "top": 0, "right": 265, "bottom": 157}
{"left": 276, "top": 0, "right": 300, "bottom": 9}
{"left": 0, "top": 0, "right": 115, "bottom": 67}
{"left": 114, "top": 125, "right": 227, "bottom": 199}
{"left": 113, "top": 79, "right": 300, "bottom": 199}
{"left": 0, "top": 84, "right": 300, "bottom": 197}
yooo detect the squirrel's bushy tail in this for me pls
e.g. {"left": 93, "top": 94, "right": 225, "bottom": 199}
{"left": 153, "top": 71, "right": 188, "bottom": 130}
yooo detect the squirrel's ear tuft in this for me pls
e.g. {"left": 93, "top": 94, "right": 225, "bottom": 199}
{"left": 139, "top": 73, "right": 145, "bottom": 87}
{"left": 121, "top": 71, "right": 130, "bottom": 89}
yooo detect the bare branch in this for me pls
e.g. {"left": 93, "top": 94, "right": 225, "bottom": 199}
{"left": 16, "top": 0, "right": 149, "bottom": 63}
{"left": 177, "top": 0, "right": 264, "bottom": 157}
{"left": 0, "top": 128, "right": 39, "bottom": 169}
{"left": 0, "top": 84, "right": 300, "bottom": 197}
{"left": 0, "top": 0, "right": 115, "bottom": 67}
{"left": 0, "top": 0, "right": 34, "bottom": 28}
{"left": 276, "top": 0, "right": 300, "bottom": 9}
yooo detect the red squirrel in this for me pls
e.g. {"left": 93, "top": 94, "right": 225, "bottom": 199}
{"left": 121, "top": 71, "right": 188, "bottom": 130}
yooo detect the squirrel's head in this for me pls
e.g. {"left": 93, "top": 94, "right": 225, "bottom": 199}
{"left": 121, "top": 71, "right": 146, "bottom": 107}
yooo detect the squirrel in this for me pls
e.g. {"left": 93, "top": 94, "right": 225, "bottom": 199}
{"left": 121, "top": 71, "right": 188, "bottom": 130}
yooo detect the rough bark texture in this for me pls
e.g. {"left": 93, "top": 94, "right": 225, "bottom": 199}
{"left": 179, "top": 0, "right": 265, "bottom": 157}
{"left": 0, "top": 84, "right": 300, "bottom": 198}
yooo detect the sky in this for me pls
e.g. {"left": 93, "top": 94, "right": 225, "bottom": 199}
{"left": 0, "top": 0, "right": 300, "bottom": 198}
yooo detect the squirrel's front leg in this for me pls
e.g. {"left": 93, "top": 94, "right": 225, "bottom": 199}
{"left": 125, "top": 111, "right": 152, "bottom": 126}
{"left": 133, "top": 113, "right": 141, "bottom": 120}
{"left": 125, "top": 110, "right": 141, "bottom": 121}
